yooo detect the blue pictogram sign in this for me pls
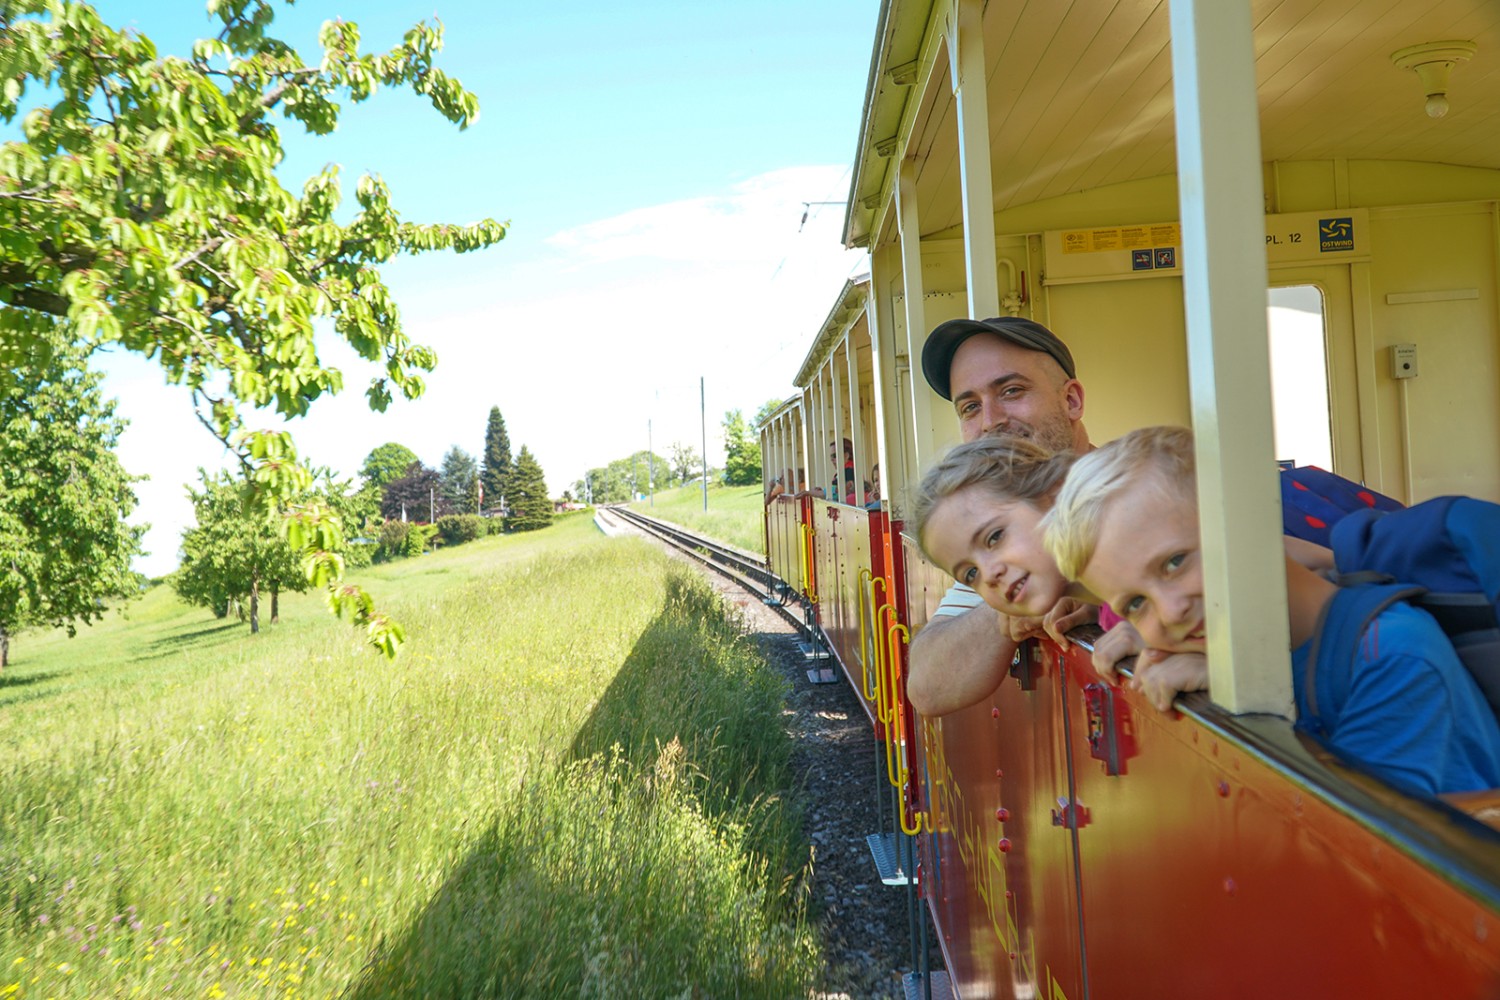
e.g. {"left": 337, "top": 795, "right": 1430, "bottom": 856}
{"left": 1154, "top": 247, "right": 1176, "bottom": 269}
{"left": 1132, "top": 249, "right": 1154, "bottom": 271}
{"left": 1319, "top": 217, "right": 1354, "bottom": 252}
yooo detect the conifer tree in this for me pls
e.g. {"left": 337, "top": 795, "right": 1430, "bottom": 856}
{"left": 481, "top": 406, "right": 512, "bottom": 512}
{"left": 506, "top": 446, "right": 553, "bottom": 532}
{"left": 439, "top": 446, "right": 480, "bottom": 513}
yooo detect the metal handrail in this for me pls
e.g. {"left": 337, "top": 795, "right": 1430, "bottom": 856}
{"left": 883, "top": 620, "right": 911, "bottom": 787}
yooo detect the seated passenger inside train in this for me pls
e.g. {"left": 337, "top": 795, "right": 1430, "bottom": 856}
{"left": 1043, "top": 425, "right": 1500, "bottom": 797}
{"left": 826, "top": 438, "right": 870, "bottom": 506}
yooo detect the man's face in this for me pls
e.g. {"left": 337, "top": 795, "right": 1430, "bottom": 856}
{"left": 1080, "top": 475, "right": 1205, "bottom": 654}
{"left": 950, "top": 335, "right": 1083, "bottom": 449}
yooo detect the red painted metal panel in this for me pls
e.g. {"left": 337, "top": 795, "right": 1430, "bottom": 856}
{"left": 1053, "top": 643, "right": 1500, "bottom": 998}
{"left": 920, "top": 644, "right": 1086, "bottom": 1000}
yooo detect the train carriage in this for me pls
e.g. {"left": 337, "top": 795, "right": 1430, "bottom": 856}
{"left": 760, "top": 1, "right": 1500, "bottom": 996}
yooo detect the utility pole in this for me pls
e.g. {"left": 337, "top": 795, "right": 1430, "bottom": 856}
{"left": 429, "top": 486, "right": 435, "bottom": 524}
{"left": 700, "top": 376, "right": 708, "bottom": 512}
{"left": 648, "top": 419, "right": 654, "bottom": 507}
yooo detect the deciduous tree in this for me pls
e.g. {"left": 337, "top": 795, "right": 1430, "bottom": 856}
{"left": 360, "top": 443, "right": 420, "bottom": 493}
{"left": 0, "top": 338, "right": 144, "bottom": 668}
{"left": 721, "top": 410, "right": 760, "bottom": 486}
{"left": 380, "top": 461, "right": 447, "bottom": 522}
{"left": 175, "top": 470, "right": 308, "bottom": 632}
{"left": 0, "top": 0, "right": 509, "bottom": 657}
{"left": 668, "top": 441, "right": 700, "bottom": 486}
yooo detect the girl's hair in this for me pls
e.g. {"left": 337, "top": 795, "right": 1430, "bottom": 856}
{"left": 1042, "top": 425, "right": 1196, "bottom": 580}
{"left": 911, "top": 435, "right": 1076, "bottom": 561}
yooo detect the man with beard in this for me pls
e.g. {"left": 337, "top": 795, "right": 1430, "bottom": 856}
{"left": 906, "top": 317, "right": 1095, "bottom": 714}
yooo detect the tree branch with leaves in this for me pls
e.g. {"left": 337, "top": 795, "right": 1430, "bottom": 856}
{"left": 0, "top": 0, "right": 509, "bottom": 657}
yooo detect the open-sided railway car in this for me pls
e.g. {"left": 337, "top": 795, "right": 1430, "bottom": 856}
{"left": 761, "top": 1, "right": 1500, "bottom": 997}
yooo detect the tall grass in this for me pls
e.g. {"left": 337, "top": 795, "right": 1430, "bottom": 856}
{"left": 0, "top": 518, "right": 818, "bottom": 997}
{"left": 630, "top": 483, "right": 766, "bottom": 554}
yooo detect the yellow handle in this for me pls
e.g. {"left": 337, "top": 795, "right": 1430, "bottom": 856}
{"left": 900, "top": 802, "right": 927, "bottom": 836}
{"left": 884, "top": 621, "right": 911, "bottom": 787}
{"left": 856, "top": 570, "right": 874, "bottom": 698}
{"left": 865, "top": 579, "right": 888, "bottom": 702}
{"left": 800, "top": 523, "right": 818, "bottom": 603}
{"left": 874, "top": 605, "right": 900, "bottom": 722}
{"left": 797, "top": 520, "right": 808, "bottom": 593}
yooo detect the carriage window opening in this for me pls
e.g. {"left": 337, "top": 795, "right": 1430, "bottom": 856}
{"left": 1267, "top": 284, "right": 1334, "bottom": 471}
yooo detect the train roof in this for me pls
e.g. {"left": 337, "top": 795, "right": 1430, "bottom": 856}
{"left": 845, "top": 0, "right": 1500, "bottom": 249}
{"left": 793, "top": 273, "right": 871, "bottom": 389}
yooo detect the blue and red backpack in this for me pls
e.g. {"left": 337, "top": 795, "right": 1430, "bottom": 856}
{"left": 1279, "top": 464, "right": 1404, "bottom": 547}
{"left": 1303, "top": 496, "right": 1500, "bottom": 733}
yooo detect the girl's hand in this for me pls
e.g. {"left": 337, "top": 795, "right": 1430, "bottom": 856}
{"left": 1042, "top": 597, "right": 1097, "bottom": 650}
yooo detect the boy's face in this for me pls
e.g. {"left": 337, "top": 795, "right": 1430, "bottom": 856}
{"left": 1080, "top": 475, "right": 1206, "bottom": 653}
{"left": 924, "top": 485, "right": 1067, "bottom": 617}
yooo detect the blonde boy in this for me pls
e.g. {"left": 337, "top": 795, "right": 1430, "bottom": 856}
{"left": 1042, "top": 426, "right": 1500, "bottom": 796}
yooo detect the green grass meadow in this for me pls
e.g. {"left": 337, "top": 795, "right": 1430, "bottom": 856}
{"left": 629, "top": 484, "right": 766, "bottom": 555}
{"left": 0, "top": 514, "right": 819, "bottom": 997}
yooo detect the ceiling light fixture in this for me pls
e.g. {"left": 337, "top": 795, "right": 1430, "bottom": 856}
{"left": 1391, "top": 40, "right": 1477, "bottom": 119}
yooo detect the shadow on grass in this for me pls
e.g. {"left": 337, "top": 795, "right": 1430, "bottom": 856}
{"left": 0, "top": 669, "right": 63, "bottom": 690}
{"left": 340, "top": 573, "right": 814, "bottom": 999}
{"left": 130, "top": 619, "right": 243, "bottom": 663}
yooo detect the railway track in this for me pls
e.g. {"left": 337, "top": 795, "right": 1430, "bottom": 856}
{"left": 600, "top": 504, "right": 796, "bottom": 607}
{"left": 594, "top": 502, "right": 923, "bottom": 999}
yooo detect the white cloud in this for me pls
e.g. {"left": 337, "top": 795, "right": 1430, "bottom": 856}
{"left": 101, "top": 164, "right": 867, "bottom": 577}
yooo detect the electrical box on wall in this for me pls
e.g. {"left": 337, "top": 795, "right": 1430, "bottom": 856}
{"left": 1391, "top": 343, "right": 1419, "bottom": 379}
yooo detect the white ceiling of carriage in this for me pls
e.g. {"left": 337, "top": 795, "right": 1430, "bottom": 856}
{"left": 848, "top": 0, "right": 1500, "bottom": 246}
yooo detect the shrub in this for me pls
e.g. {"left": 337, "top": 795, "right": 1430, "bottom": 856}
{"left": 404, "top": 523, "right": 427, "bottom": 558}
{"left": 345, "top": 540, "right": 377, "bottom": 569}
{"left": 436, "top": 514, "right": 485, "bottom": 546}
{"left": 376, "top": 519, "right": 413, "bottom": 562}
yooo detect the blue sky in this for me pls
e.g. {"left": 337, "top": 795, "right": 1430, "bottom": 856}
{"left": 86, "top": 0, "right": 875, "bottom": 574}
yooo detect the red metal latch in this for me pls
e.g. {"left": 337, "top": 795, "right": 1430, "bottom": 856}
{"left": 1008, "top": 640, "right": 1041, "bottom": 691}
{"left": 1051, "top": 796, "right": 1091, "bottom": 830}
{"left": 1083, "top": 682, "right": 1136, "bottom": 776}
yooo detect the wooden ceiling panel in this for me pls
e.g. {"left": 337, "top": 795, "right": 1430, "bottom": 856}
{"left": 1031, "top": 14, "right": 1174, "bottom": 201}
{"left": 991, "top": 1, "right": 1166, "bottom": 207}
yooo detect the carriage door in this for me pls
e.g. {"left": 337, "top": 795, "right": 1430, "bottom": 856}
{"left": 1266, "top": 266, "right": 1366, "bottom": 482}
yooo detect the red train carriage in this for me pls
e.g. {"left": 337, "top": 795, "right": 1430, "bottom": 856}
{"left": 761, "top": 1, "right": 1500, "bottom": 996}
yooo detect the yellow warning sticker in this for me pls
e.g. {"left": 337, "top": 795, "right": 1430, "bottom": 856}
{"left": 1062, "top": 223, "right": 1182, "bottom": 254}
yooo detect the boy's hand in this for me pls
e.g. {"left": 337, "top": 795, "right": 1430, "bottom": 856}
{"left": 1091, "top": 620, "right": 1144, "bottom": 682}
{"left": 1130, "top": 651, "right": 1209, "bottom": 712}
{"left": 1042, "top": 597, "right": 1097, "bottom": 650}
